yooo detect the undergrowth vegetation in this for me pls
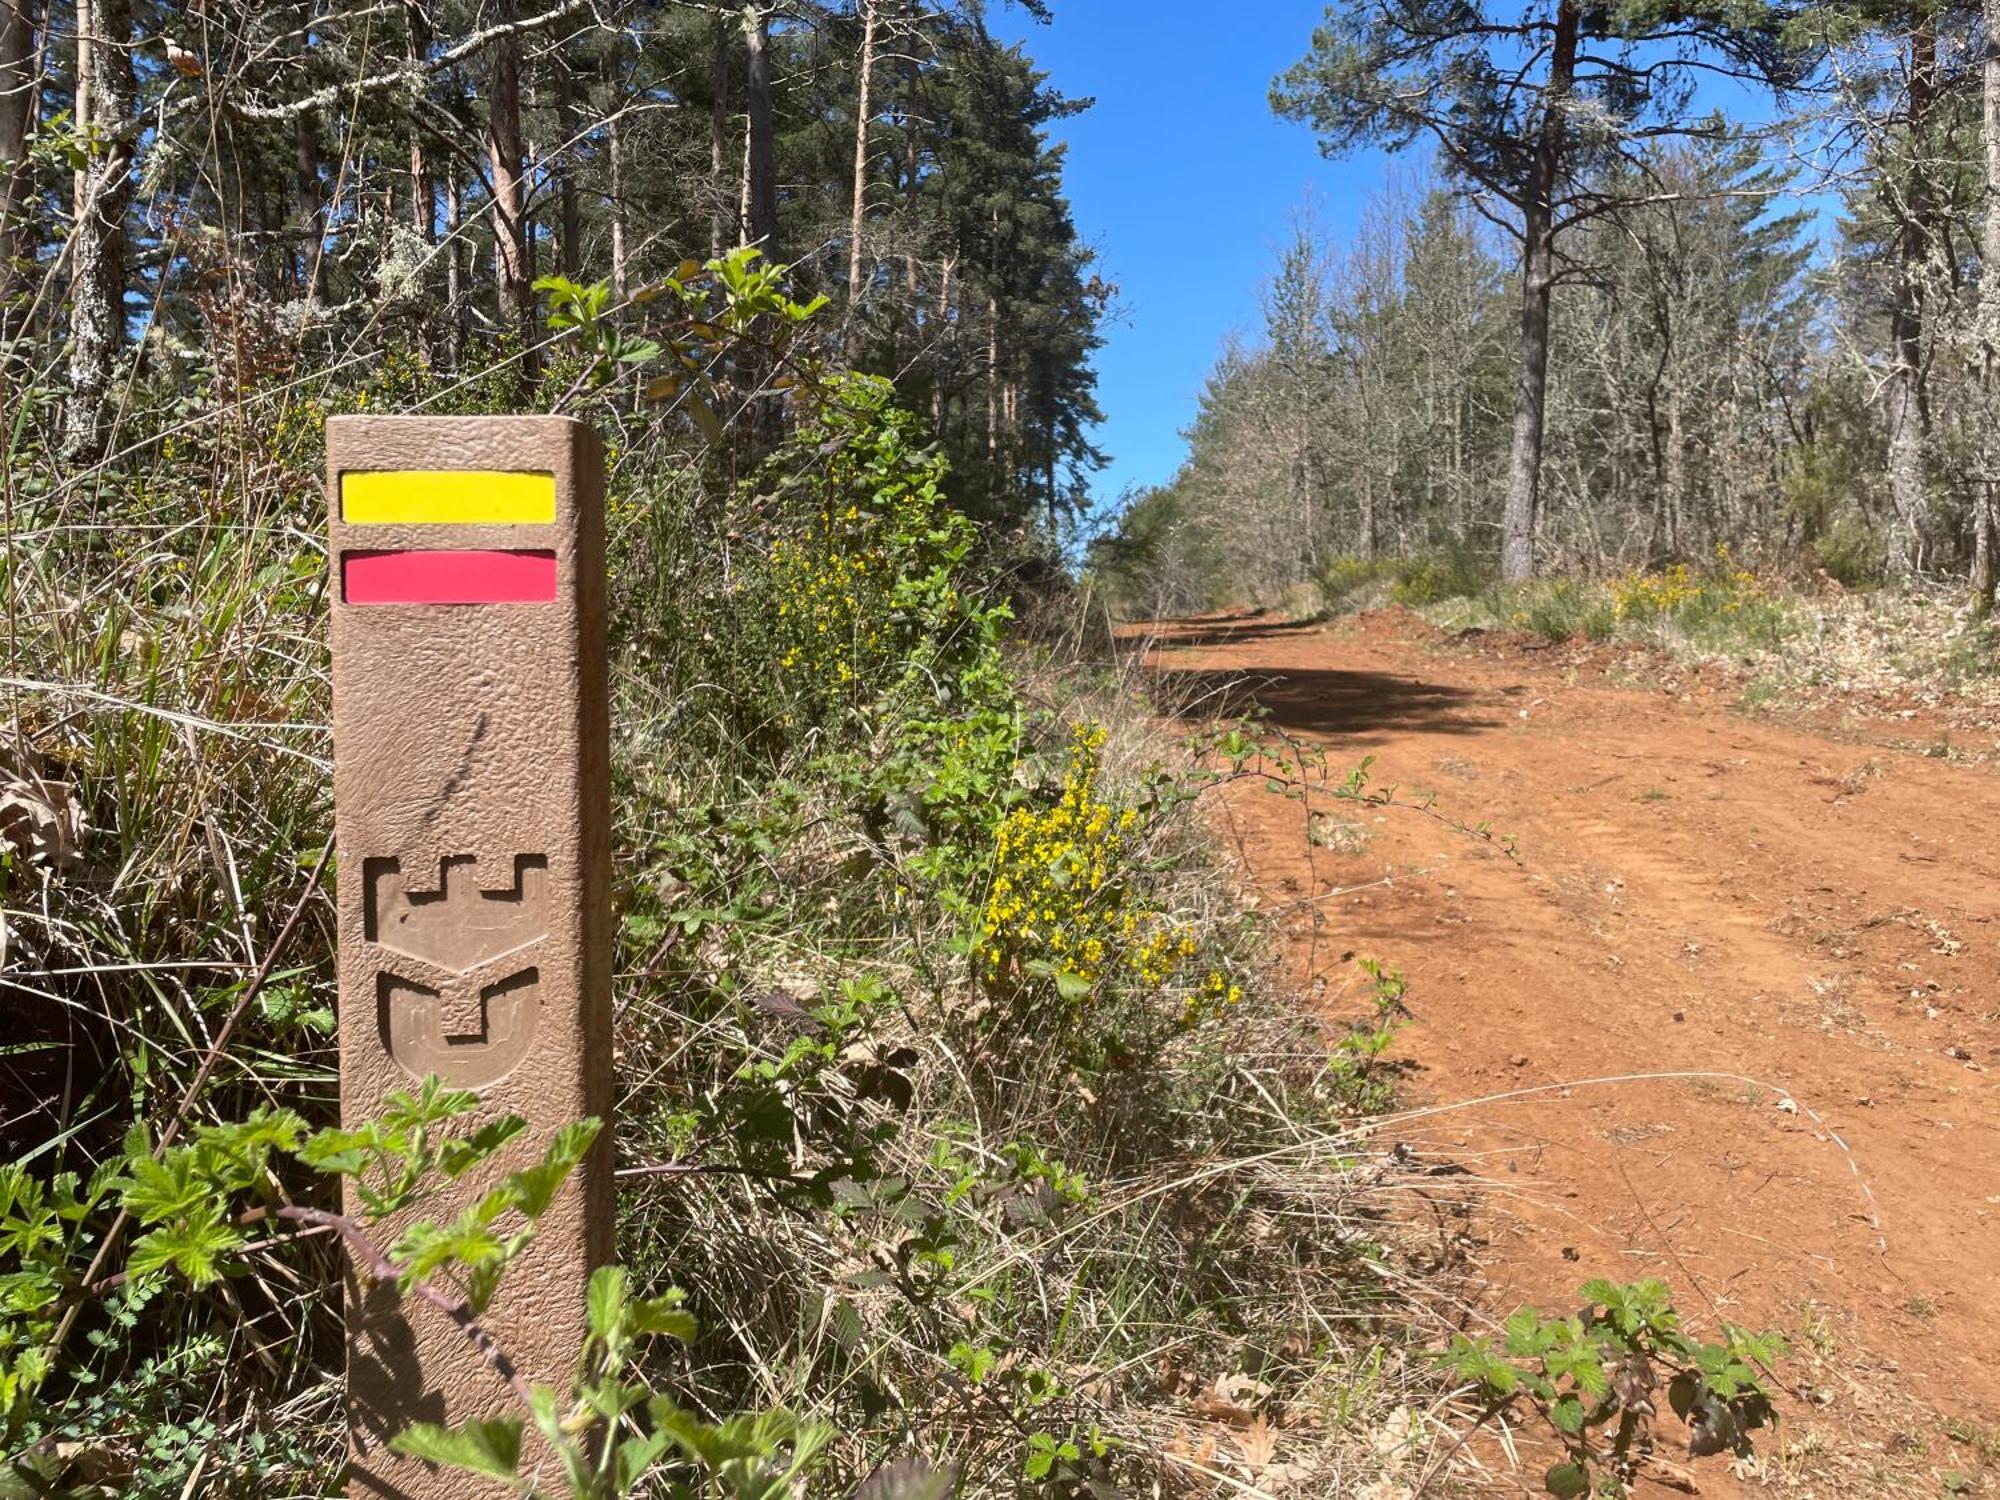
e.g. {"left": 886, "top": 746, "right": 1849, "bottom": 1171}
{"left": 1311, "top": 546, "right": 1801, "bottom": 659}
{"left": 0, "top": 264, "right": 1448, "bottom": 1495}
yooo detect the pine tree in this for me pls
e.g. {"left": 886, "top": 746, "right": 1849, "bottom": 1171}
{"left": 1273, "top": 0, "right": 1815, "bottom": 579}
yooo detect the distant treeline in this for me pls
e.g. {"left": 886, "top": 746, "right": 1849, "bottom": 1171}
{"left": 1098, "top": 2, "right": 2000, "bottom": 614}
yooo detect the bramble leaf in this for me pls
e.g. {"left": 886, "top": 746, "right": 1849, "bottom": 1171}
{"left": 388, "top": 1417, "right": 523, "bottom": 1483}
{"left": 1544, "top": 1460, "right": 1589, "bottom": 1497}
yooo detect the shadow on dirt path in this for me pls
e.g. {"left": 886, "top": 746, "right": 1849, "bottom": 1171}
{"left": 1139, "top": 611, "right": 1497, "bottom": 743}
{"left": 1138, "top": 608, "right": 2000, "bottom": 1499}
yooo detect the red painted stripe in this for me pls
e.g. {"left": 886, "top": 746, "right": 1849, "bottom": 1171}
{"left": 343, "top": 549, "right": 558, "bottom": 605}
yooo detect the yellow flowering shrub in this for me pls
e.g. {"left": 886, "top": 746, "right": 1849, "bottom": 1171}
{"left": 766, "top": 377, "right": 965, "bottom": 703}
{"left": 1610, "top": 561, "right": 1699, "bottom": 619}
{"left": 771, "top": 517, "right": 891, "bottom": 686}
{"left": 977, "top": 724, "right": 1236, "bottom": 1025}
{"left": 1610, "top": 546, "right": 1766, "bottom": 624}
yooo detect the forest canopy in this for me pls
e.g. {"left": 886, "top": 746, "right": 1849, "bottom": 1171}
{"left": 0, "top": 0, "right": 1106, "bottom": 536}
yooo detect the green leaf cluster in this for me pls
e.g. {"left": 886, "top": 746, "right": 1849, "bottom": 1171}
{"left": 393, "top": 1264, "right": 829, "bottom": 1500}
{"left": 1441, "top": 1278, "right": 1787, "bottom": 1495}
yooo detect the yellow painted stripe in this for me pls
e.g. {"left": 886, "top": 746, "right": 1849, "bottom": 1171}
{"left": 341, "top": 470, "right": 556, "bottom": 525}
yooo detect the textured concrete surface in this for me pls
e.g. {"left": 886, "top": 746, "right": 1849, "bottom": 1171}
{"left": 327, "top": 417, "right": 612, "bottom": 1497}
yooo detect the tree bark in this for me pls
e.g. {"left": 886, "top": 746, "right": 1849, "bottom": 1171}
{"left": 552, "top": 26, "right": 580, "bottom": 276}
{"left": 1975, "top": 0, "right": 2000, "bottom": 610}
{"left": 487, "top": 0, "right": 534, "bottom": 355}
{"left": 743, "top": 5, "right": 778, "bottom": 256}
{"left": 608, "top": 110, "right": 628, "bottom": 297}
{"left": 0, "top": 0, "right": 35, "bottom": 361}
{"left": 604, "top": 45, "right": 627, "bottom": 297}
{"left": 709, "top": 14, "right": 730, "bottom": 258}
{"left": 846, "top": 0, "right": 879, "bottom": 325}
{"left": 295, "top": 110, "right": 323, "bottom": 295}
{"left": 986, "top": 294, "right": 1000, "bottom": 458}
{"left": 899, "top": 0, "right": 920, "bottom": 355}
{"left": 405, "top": 3, "right": 432, "bottom": 243}
{"left": 1499, "top": 0, "right": 1578, "bottom": 583}
{"left": 70, "top": 0, "right": 87, "bottom": 221}
{"left": 445, "top": 166, "right": 465, "bottom": 370}
{"left": 1665, "top": 390, "right": 1686, "bottom": 559}
{"left": 1887, "top": 2, "right": 1938, "bottom": 579}
{"left": 63, "top": 0, "right": 131, "bottom": 465}
{"left": 739, "top": 113, "right": 751, "bottom": 242}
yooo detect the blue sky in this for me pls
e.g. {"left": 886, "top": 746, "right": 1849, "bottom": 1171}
{"left": 992, "top": 4, "right": 1389, "bottom": 523}
{"left": 990, "top": 5, "right": 1831, "bottom": 530}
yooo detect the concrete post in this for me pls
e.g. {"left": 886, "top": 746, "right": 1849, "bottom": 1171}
{"left": 327, "top": 417, "right": 612, "bottom": 1496}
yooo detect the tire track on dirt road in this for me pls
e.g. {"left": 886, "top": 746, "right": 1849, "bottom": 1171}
{"left": 1140, "top": 609, "right": 2000, "bottom": 1497}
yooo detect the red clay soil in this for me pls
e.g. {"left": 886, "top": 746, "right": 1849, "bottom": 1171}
{"left": 1138, "top": 608, "right": 2000, "bottom": 1498}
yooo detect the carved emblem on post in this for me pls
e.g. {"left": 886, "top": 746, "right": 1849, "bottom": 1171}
{"left": 328, "top": 420, "right": 611, "bottom": 1498}
{"left": 366, "top": 853, "right": 549, "bottom": 1089}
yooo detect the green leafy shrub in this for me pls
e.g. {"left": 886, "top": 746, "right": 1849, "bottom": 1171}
{"left": 1607, "top": 554, "right": 1795, "bottom": 653}
{"left": 393, "top": 1265, "right": 833, "bottom": 1499}
{"left": 1505, "top": 579, "right": 1616, "bottom": 642}
{"left": 1812, "top": 514, "right": 1886, "bottom": 590}
{"left": 1389, "top": 544, "right": 1496, "bottom": 606}
{"left": 1443, "top": 1278, "right": 1787, "bottom": 1497}
{"left": 1319, "top": 555, "right": 1398, "bottom": 611}
{"left": 974, "top": 723, "right": 1240, "bottom": 1061}
{"left": 1316, "top": 546, "right": 1496, "bottom": 615}
{"left": 3, "top": 1081, "right": 579, "bottom": 1488}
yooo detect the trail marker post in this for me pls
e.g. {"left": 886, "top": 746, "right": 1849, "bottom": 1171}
{"left": 327, "top": 416, "right": 613, "bottom": 1496}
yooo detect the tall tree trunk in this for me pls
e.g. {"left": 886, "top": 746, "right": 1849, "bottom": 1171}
{"left": 487, "top": 0, "right": 534, "bottom": 359}
{"left": 0, "top": 0, "right": 34, "bottom": 366}
{"left": 292, "top": 0, "right": 323, "bottom": 296}
{"left": 63, "top": 0, "right": 131, "bottom": 465}
{"left": 405, "top": 2, "right": 432, "bottom": 242}
{"left": 524, "top": 137, "right": 540, "bottom": 288}
{"left": 1644, "top": 383, "right": 1668, "bottom": 556}
{"left": 709, "top": 15, "right": 730, "bottom": 258}
{"left": 608, "top": 111, "right": 628, "bottom": 298}
{"left": 604, "top": 46, "right": 627, "bottom": 297}
{"left": 1045, "top": 450, "right": 1057, "bottom": 538}
{"left": 295, "top": 111, "right": 322, "bottom": 295}
{"left": 407, "top": 136, "right": 431, "bottom": 242}
{"left": 739, "top": 116, "right": 751, "bottom": 241}
{"left": 846, "top": 0, "right": 879, "bottom": 333}
{"left": 985, "top": 294, "right": 999, "bottom": 459}
{"left": 1665, "top": 390, "right": 1687, "bottom": 559}
{"left": 1975, "top": 0, "right": 2000, "bottom": 611}
{"left": 743, "top": 5, "right": 778, "bottom": 256}
{"left": 70, "top": 0, "right": 88, "bottom": 223}
{"left": 1501, "top": 204, "right": 1557, "bottom": 582}
{"left": 898, "top": 4, "right": 920, "bottom": 356}
{"left": 1499, "top": 0, "right": 1578, "bottom": 583}
{"left": 1887, "top": 2, "right": 1938, "bottom": 579}
{"left": 552, "top": 29, "right": 581, "bottom": 276}
{"left": 445, "top": 166, "right": 465, "bottom": 371}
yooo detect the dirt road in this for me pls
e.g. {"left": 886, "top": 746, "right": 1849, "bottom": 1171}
{"left": 1142, "top": 610, "right": 2000, "bottom": 1496}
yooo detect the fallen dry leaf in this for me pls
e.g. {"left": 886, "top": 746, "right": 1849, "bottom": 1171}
{"left": 0, "top": 745, "right": 85, "bottom": 872}
{"left": 1190, "top": 1371, "right": 1271, "bottom": 1426}
{"left": 1236, "top": 1412, "right": 1280, "bottom": 1475}
{"left": 1165, "top": 1426, "right": 1221, "bottom": 1470}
